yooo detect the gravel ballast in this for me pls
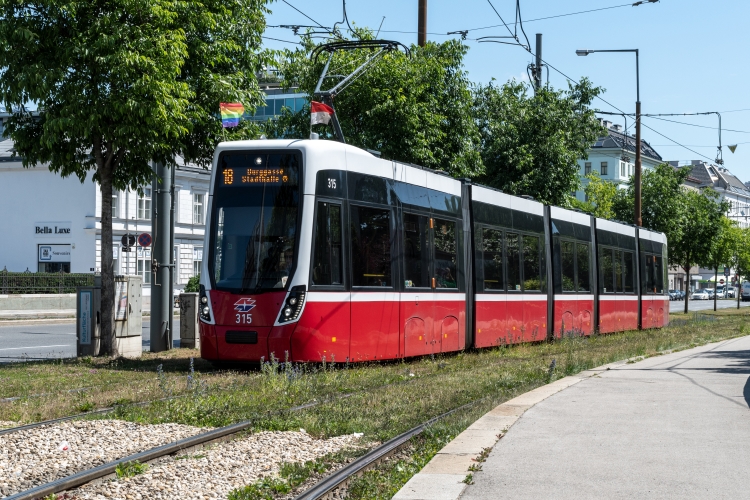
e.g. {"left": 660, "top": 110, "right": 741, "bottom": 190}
{"left": 71, "top": 430, "right": 363, "bottom": 500}
{"left": 0, "top": 419, "right": 207, "bottom": 496}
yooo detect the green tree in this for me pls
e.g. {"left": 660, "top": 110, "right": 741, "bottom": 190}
{"left": 0, "top": 0, "right": 269, "bottom": 355}
{"left": 667, "top": 189, "right": 729, "bottom": 314}
{"left": 267, "top": 33, "right": 482, "bottom": 178}
{"left": 727, "top": 227, "right": 750, "bottom": 309}
{"left": 473, "top": 79, "right": 603, "bottom": 206}
{"left": 569, "top": 171, "right": 619, "bottom": 218}
{"left": 613, "top": 163, "right": 690, "bottom": 236}
{"left": 707, "top": 217, "right": 737, "bottom": 311}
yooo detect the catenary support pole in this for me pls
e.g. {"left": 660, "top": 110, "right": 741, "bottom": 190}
{"left": 635, "top": 100, "right": 642, "bottom": 227}
{"left": 535, "top": 33, "right": 542, "bottom": 91}
{"left": 150, "top": 161, "right": 172, "bottom": 352}
{"left": 418, "top": 0, "right": 427, "bottom": 47}
{"left": 168, "top": 163, "right": 176, "bottom": 349}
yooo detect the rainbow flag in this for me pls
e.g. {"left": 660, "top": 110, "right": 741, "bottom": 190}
{"left": 220, "top": 102, "right": 244, "bottom": 128}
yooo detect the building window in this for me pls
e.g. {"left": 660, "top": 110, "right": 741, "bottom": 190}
{"left": 620, "top": 161, "right": 626, "bottom": 177}
{"left": 193, "top": 247, "right": 203, "bottom": 277}
{"left": 137, "top": 248, "right": 151, "bottom": 284}
{"left": 112, "top": 192, "right": 119, "bottom": 218}
{"left": 585, "top": 193, "right": 589, "bottom": 202}
{"left": 584, "top": 162, "right": 591, "bottom": 175}
{"left": 138, "top": 187, "right": 152, "bottom": 220}
{"left": 193, "top": 193, "right": 205, "bottom": 224}
{"left": 600, "top": 162, "right": 608, "bottom": 176}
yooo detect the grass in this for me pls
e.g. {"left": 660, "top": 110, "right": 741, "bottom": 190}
{"left": 4, "top": 311, "right": 749, "bottom": 498}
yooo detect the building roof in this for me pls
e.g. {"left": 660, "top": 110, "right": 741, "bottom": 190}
{"left": 590, "top": 120, "right": 662, "bottom": 162}
{"left": 682, "top": 160, "right": 750, "bottom": 198}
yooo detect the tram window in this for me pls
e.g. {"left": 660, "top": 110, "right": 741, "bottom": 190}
{"left": 434, "top": 219, "right": 458, "bottom": 288}
{"left": 560, "top": 240, "right": 575, "bottom": 292}
{"left": 311, "top": 202, "right": 343, "bottom": 286}
{"left": 654, "top": 255, "right": 663, "bottom": 293}
{"left": 623, "top": 251, "right": 634, "bottom": 293}
{"left": 403, "top": 213, "right": 430, "bottom": 288}
{"left": 599, "top": 247, "right": 614, "bottom": 293}
{"left": 482, "top": 228, "right": 504, "bottom": 291}
{"left": 522, "top": 235, "right": 541, "bottom": 291}
{"left": 507, "top": 233, "right": 521, "bottom": 291}
{"left": 350, "top": 206, "right": 392, "bottom": 287}
{"left": 614, "top": 250, "right": 623, "bottom": 293}
{"left": 577, "top": 243, "right": 590, "bottom": 292}
{"left": 643, "top": 254, "right": 655, "bottom": 294}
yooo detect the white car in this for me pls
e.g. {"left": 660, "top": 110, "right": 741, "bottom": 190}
{"left": 690, "top": 290, "right": 709, "bottom": 300}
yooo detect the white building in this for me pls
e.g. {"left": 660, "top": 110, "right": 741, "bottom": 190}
{"left": 0, "top": 136, "right": 210, "bottom": 294}
{"left": 574, "top": 119, "right": 664, "bottom": 201}
{"left": 672, "top": 160, "right": 750, "bottom": 230}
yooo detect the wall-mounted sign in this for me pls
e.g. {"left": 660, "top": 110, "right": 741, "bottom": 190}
{"left": 79, "top": 290, "right": 92, "bottom": 345}
{"left": 38, "top": 244, "right": 72, "bottom": 262}
{"left": 34, "top": 221, "right": 72, "bottom": 237}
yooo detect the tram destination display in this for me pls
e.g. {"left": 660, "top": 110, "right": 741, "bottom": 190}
{"left": 221, "top": 166, "right": 292, "bottom": 186}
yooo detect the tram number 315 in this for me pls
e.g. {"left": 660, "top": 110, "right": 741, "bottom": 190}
{"left": 236, "top": 313, "right": 252, "bottom": 324}
{"left": 328, "top": 178, "right": 337, "bottom": 189}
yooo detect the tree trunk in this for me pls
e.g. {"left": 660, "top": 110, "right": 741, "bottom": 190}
{"left": 739, "top": 268, "right": 742, "bottom": 310}
{"left": 683, "top": 265, "right": 690, "bottom": 315}
{"left": 99, "top": 162, "right": 117, "bottom": 357}
{"left": 714, "top": 267, "right": 718, "bottom": 312}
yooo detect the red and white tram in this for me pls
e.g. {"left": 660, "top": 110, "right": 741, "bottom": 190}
{"left": 198, "top": 139, "right": 669, "bottom": 364}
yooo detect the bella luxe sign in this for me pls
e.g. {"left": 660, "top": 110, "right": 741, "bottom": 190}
{"left": 34, "top": 221, "right": 72, "bottom": 237}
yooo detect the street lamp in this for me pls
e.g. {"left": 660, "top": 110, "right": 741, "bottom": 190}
{"left": 577, "top": 48, "right": 642, "bottom": 227}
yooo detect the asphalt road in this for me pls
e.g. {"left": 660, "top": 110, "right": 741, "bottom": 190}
{"left": 669, "top": 297, "right": 750, "bottom": 312}
{"left": 462, "top": 335, "right": 750, "bottom": 500}
{"left": 0, "top": 319, "right": 181, "bottom": 363}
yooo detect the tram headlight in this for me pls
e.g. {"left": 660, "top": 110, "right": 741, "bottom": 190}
{"left": 278, "top": 286, "right": 306, "bottom": 323}
{"left": 199, "top": 285, "right": 213, "bottom": 324}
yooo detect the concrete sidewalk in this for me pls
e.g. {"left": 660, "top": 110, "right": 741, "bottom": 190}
{"left": 395, "top": 336, "right": 750, "bottom": 499}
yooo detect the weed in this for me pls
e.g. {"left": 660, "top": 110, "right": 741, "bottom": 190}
{"left": 227, "top": 476, "right": 291, "bottom": 500}
{"left": 174, "top": 453, "right": 206, "bottom": 460}
{"left": 474, "top": 447, "right": 492, "bottom": 463}
{"left": 115, "top": 460, "right": 148, "bottom": 478}
{"left": 463, "top": 473, "right": 474, "bottom": 484}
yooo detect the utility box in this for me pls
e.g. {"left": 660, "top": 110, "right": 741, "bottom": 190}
{"left": 77, "top": 275, "right": 142, "bottom": 359}
{"left": 114, "top": 275, "right": 142, "bottom": 358}
{"left": 76, "top": 279, "right": 101, "bottom": 357}
{"left": 179, "top": 293, "right": 200, "bottom": 349}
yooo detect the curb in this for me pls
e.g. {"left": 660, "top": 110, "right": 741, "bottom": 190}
{"left": 0, "top": 313, "right": 180, "bottom": 326}
{"left": 392, "top": 359, "right": 631, "bottom": 500}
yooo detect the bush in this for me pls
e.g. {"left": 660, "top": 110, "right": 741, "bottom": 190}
{"left": 184, "top": 274, "right": 200, "bottom": 293}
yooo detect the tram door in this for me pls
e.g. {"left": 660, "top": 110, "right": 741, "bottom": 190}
{"left": 402, "top": 213, "right": 438, "bottom": 357}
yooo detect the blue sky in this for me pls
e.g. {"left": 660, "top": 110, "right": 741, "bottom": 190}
{"left": 263, "top": 0, "right": 750, "bottom": 181}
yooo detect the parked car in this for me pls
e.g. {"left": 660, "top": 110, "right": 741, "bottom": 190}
{"left": 678, "top": 290, "right": 685, "bottom": 300}
{"left": 727, "top": 287, "right": 736, "bottom": 299}
{"left": 668, "top": 290, "right": 680, "bottom": 301}
{"left": 742, "top": 282, "right": 750, "bottom": 302}
{"left": 705, "top": 288, "right": 715, "bottom": 299}
{"left": 691, "top": 290, "right": 710, "bottom": 300}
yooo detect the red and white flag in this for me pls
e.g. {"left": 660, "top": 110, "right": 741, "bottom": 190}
{"left": 310, "top": 101, "right": 334, "bottom": 125}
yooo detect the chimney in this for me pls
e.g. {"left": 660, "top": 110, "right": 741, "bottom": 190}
{"left": 602, "top": 120, "right": 612, "bottom": 129}
{"left": 611, "top": 124, "right": 622, "bottom": 132}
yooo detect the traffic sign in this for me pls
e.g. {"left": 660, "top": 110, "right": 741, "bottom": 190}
{"left": 138, "top": 232, "right": 152, "bottom": 248}
{"left": 724, "top": 266, "right": 730, "bottom": 277}
{"left": 121, "top": 234, "right": 136, "bottom": 248}
{"left": 720, "top": 279, "right": 725, "bottom": 284}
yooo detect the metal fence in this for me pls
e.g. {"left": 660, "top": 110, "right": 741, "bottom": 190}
{"left": 0, "top": 269, "right": 95, "bottom": 294}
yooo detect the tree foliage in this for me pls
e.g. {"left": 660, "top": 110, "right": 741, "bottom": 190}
{"left": 0, "top": 0, "right": 270, "bottom": 355}
{"left": 267, "top": 33, "right": 482, "bottom": 178}
{"left": 569, "top": 171, "right": 618, "bottom": 219}
{"left": 473, "top": 79, "right": 603, "bottom": 206}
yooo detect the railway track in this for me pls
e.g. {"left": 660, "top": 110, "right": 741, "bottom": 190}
{"left": 3, "top": 386, "right": 487, "bottom": 500}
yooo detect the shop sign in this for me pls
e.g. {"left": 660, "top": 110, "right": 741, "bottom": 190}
{"left": 38, "top": 244, "right": 72, "bottom": 262}
{"left": 34, "top": 221, "right": 72, "bottom": 237}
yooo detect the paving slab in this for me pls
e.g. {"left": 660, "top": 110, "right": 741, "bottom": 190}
{"left": 462, "top": 336, "right": 750, "bottom": 500}
{"left": 393, "top": 473, "right": 467, "bottom": 500}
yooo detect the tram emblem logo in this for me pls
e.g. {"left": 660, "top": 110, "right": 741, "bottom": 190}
{"left": 234, "top": 298, "right": 256, "bottom": 313}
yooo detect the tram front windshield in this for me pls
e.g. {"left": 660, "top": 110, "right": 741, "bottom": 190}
{"left": 210, "top": 152, "right": 301, "bottom": 293}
